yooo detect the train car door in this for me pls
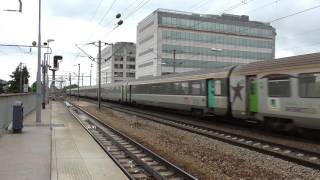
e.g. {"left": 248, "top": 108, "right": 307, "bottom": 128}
{"left": 246, "top": 76, "right": 258, "bottom": 114}
{"left": 207, "top": 79, "right": 215, "bottom": 108}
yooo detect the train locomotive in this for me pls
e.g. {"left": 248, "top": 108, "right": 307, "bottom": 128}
{"left": 70, "top": 53, "right": 320, "bottom": 131}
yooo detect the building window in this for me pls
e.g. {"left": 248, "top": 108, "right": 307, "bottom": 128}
{"left": 299, "top": 73, "right": 320, "bottom": 98}
{"left": 268, "top": 77, "right": 291, "bottom": 97}
{"left": 115, "top": 56, "right": 123, "bottom": 61}
{"left": 114, "top": 64, "right": 123, "bottom": 69}
{"left": 126, "top": 65, "right": 135, "bottom": 69}
{"left": 114, "top": 72, "right": 123, "bottom": 77}
{"left": 127, "top": 57, "right": 135, "bottom": 62}
{"left": 126, "top": 72, "right": 135, "bottom": 77}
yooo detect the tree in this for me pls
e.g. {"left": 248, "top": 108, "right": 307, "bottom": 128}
{"left": 31, "top": 82, "right": 37, "bottom": 92}
{"left": 7, "top": 64, "right": 30, "bottom": 93}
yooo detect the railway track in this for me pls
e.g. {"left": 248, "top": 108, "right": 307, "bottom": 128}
{"left": 65, "top": 101, "right": 197, "bottom": 180}
{"left": 98, "top": 101, "right": 320, "bottom": 170}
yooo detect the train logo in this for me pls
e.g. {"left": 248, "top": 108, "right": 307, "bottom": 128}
{"left": 232, "top": 82, "right": 244, "bottom": 103}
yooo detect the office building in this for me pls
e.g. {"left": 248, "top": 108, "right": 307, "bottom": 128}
{"left": 136, "top": 9, "right": 276, "bottom": 78}
{"left": 96, "top": 42, "right": 136, "bottom": 84}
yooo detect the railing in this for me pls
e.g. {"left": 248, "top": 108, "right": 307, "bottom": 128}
{"left": 0, "top": 93, "right": 37, "bottom": 134}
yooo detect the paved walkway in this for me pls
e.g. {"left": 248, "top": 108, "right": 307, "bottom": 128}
{"left": 0, "top": 101, "right": 127, "bottom": 180}
{"left": 0, "top": 103, "right": 52, "bottom": 180}
{"left": 51, "top": 101, "right": 127, "bottom": 180}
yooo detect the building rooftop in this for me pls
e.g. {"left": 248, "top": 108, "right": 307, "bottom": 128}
{"left": 154, "top": 8, "right": 273, "bottom": 30}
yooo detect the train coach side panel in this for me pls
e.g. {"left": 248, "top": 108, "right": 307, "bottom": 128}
{"left": 131, "top": 94, "right": 207, "bottom": 111}
{"left": 230, "top": 75, "right": 247, "bottom": 119}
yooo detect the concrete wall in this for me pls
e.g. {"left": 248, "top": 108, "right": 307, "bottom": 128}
{"left": 0, "top": 93, "right": 37, "bottom": 134}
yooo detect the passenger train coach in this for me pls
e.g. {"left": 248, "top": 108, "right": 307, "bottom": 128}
{"left": 70, "top": 53, "right": 320, "bottom": 131}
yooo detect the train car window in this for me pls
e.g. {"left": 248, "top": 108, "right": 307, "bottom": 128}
{"left": 173, "top": 82, "right": 180, "bottom": 95}
{"left": 152, "top": 84, "right": 161, "bottom": 94}
{"left": 215, "top": 80, "right": 222, "bottom": 96}
{"left": 268, "top": 78, "right": 291, "bottom": 97}
{"left": 191, "top": 81, "right": 201, "bottom": 95}
{"left": 181, "top": 82, "right": 189, "bottom": 95}
{"left": 299, "top": 73, "right": 320, "bottom": 98}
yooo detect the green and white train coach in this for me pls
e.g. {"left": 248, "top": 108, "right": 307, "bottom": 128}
{"left": 71, "top": 53, "right": 320, "bottom": 131}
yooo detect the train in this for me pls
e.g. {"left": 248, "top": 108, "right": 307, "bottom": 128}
{"left": 69, "top": 53, "right": 320, "bottom": 132}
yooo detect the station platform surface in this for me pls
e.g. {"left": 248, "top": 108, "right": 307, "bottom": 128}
{"left": 0, "top": 101, "right": 128, "bottom": 180}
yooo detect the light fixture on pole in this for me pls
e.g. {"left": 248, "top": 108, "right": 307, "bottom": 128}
{"left": 42, "top": 39, "right": 54, "bottom": 109}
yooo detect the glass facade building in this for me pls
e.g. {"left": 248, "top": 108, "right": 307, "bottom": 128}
{"left": 136, "top": 9, "right": 276, "bottom": 78}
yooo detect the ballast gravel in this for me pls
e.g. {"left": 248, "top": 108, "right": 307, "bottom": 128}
{"left": 74, "top": 101, "right": 320, "bottom": 180}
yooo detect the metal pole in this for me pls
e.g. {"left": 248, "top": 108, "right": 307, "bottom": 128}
{"left": 82, "top": 73, "right": 84, "bottom": 87}
{"left": 98, "top": 40, "right": 102, "bottom": 109}
{"left": 77, "top": 64, "right": 80, "bottom": 100}
{"left": 19, "top": 63, "right": 23, "bottom": 93}
{"left": 173, "top": 49, "right": 176, "bottom": 73}
{"left": 90, "top": 64, "right": 92, "bottom": 86}
{"left": 52, "top": 70, "right": 55, "bottom": 95}
{"left": 42, "top": 55, "right": 46, "bottom": 109}
{"left": 69, "top": 73, "right": 71, "bottom": 98}
{"left": 36, "top": 0, "right": 42, "bottom": 123}
{"left": 106, "top": 72, "right": 107, "bottom": 84}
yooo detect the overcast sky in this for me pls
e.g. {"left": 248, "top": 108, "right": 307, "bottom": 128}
{"left": 0, "top": 0, "right": 320, "bottom": 85}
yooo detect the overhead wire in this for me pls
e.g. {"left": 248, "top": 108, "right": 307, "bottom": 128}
{"left": 186, "top": 0, "right": 211, "bottom": 11}
{"left": 218, "top": 0, "right": 256, "bottom": 14}
{"left": 84, "top": 0, "right": 118, "bottom": 42}
{"left": 102, "top": 0, "right": 152, "bottom": 39}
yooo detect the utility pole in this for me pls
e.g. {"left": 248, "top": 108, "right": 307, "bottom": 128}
{"left": 106, "top": 72, "right": 108, "bottom": 84}
{"left": 77, "top": 64, "right": 80, "bottom": 100}
{"left": 87, "top": 14, "right": 122, "bottom": 109}
{"left": 90, "top": 63, "right": 92, "bottom": 86}
{"left": 36, "top": 0, "right": 42, "bottom": 123}
{"left": 19, "top": 63, "right": 23, "bottom": 93}
{"left": 82, "top": 73, "right": 84, "bottom": 87}
{"left": 69, "top": 73, "right": 71, "bottom": 98}
{"left": 42, "top": 58, "right": 46, "bottom": 108}
{"left": 98, "top": 40, "right": 102, "bottom": 109}
{"left": 173, "top": 49, "right": 176, "bottom": 73}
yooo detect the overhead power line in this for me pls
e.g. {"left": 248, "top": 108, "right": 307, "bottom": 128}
{"left": 219, "top": 0, "right": 256, "bottom": 14}
{"left": 269, "top": 4, "right": 320, "bottom": 23}
{"left": 84, "top": 0, "right": 118, "bottom": 42}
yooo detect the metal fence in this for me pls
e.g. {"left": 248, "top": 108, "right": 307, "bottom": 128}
{"left": 0, "top": 93, "right": 37, "bottom": 134}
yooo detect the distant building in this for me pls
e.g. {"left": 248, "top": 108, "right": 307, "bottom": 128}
{"left": 136, "top": 9, "right": 276, "bottom": 78}
{"left": 96, "top": 42, "right": 136, "bottom": 84}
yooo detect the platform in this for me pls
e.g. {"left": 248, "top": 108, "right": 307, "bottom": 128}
{"left": 0, "top": 101, "right": 128, "bottom": 180}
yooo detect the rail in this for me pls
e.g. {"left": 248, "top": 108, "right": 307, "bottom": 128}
{"left": 66, "top": 101, "right": 197, "bottom": 180}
